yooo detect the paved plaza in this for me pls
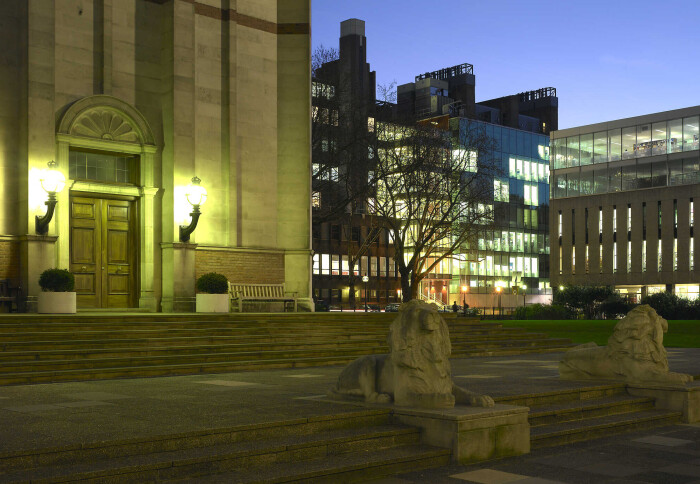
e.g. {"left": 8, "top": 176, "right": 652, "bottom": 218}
{"left": 1, "top": 350, "right": 700, "bottom": 482}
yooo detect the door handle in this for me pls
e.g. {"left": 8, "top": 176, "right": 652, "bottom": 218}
{"left": 81, "top": 266, "right": 87, "bottom": 271}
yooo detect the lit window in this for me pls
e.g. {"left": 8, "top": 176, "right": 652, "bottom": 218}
{"left": 658, "top": 245, "right": 663, "bottom": 272}
{"left": 642, "top": 240, "right": 647, "bottom": 272}
{"left": 313, "top": 254, "right": 319, "bottom": 275}
{"left": 367, "top": 117, "right": 375, "bottom": 132}
{"left": 558, "top": 211, "right": 562, "bottom": 238}
{"left": 558, "top": 246, "right": 562, "bottom": 275}
{"left": 330, "top": 167, "right": 339, "bottom": 182}
{"left": 613, "top": 242, "right": 617, "bottom": 273}
{"left": 691, "top": 199, "right": 695, "bottom": 227}
{"left": 691, "top": 238, "right": 695, "bottom": 270}
{"left": 674, "top": 238, "right": 678, "bottom": 271}
{"left": 494, "top": 179, "right": 509, "bottom": 202}
{"left": 585, "top": 245, "right": 589, "bottom": 273}
{"left": 312, "top": 191, "right": 321, "bottom": 208}
{"left": 572, "top": 247, "right": 576, "bottom": 274}
{"left": 627, "top": 241, "right": 631, "bottom": 272}
{"left": 627, "top": 205, "right": 632, "bottom": 232}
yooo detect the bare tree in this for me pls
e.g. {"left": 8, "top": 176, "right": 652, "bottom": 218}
{"left": 370, "top": 117, "right": 499, "bottom": 301}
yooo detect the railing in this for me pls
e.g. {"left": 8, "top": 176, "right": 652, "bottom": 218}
{"left": 415, "top": 63, "right": 474, "bottom": 82}
{"left": 518, "top": 87, "right": 557, "bottom": 102}
{"left": 419, "top": 292, "right": 447, "bottom": 309}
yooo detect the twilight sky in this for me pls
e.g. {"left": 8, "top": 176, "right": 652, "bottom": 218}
{"left": 311, "top": 0, "right": 700, "bottom": 130}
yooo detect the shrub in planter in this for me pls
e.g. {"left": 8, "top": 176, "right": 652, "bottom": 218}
{"left": 39, "top": 268, "right": 74, "bottom": 292}
{"left": 196, "top": 272, "right": 228, "bottom": 294}
{"left": 196, "top": 272, "right": 229, "bottom": 313}
{"left": 38, "top": 268, "right": 76, "bottom": 314}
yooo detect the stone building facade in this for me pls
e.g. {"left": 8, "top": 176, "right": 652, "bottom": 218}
{"left": 0, "top": 0, "right": 311, "bottom": 311}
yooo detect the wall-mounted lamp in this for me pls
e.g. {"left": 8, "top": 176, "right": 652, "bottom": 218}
{"left": 35, "top": 161, "right": 66, "bottom": 235}
{"left": 179, "top": 176, "right": 207, "bottom": 242}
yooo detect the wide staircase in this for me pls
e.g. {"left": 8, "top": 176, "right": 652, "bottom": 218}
{"left": 496, "top": 383, "right": 683, "bottom": 449}
{"left": 0, "top": 313, "right": 573, "bottom": 385}
{"left": 0, "top": 408, "right": 450, "bottom": 483}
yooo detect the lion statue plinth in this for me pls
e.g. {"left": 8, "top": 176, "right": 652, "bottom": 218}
{"left": 559, "top": 305, "right": 692, "bottom": 384}
{"left": 330, "top": 300, "right": 494, "bottom": 409}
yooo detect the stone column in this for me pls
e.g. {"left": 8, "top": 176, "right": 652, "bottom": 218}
{"left": 19, "top": 235, "right": 58, "bottom": 312}
{"left": 139, "top": 185, "right": 159, "bottom": 311}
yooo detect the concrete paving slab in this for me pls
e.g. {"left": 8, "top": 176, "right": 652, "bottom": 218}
{"left": 633, "top": 435, "right": 695, "bottom": 447}
{"left": 449, "top": 468, "right": 529, "bottom": 483}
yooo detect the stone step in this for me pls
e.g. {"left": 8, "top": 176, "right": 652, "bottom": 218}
{"left": 0, "top": 346, "right": 392, "bottom": 372}
{"left": 0, "top": 336, "right": 572, "bottom": 370}
{"left": 0, "top": 408, "right": 450, "bottom": 483}
{"left": 174, "top": 444, "right": 450, "bottom": 484}
{"left": 494, "top": 384, "right": 628, "bottom": 407}
{"left": 0, "top": 409, "right": 392, "bottom": 472}
{"left": 0, "top": 331, "right": 544, "bottom": 353}
{"left": 530, "top": 409, "right": 682, "bottom": 449}
{"left": 528, "top": 395, "right": 657, "bottom": 427}
{"left": 0, "top": 347, "right": 575, "bottom": 386}
{"left": 0, "top": 326, "right": 515, "bottom": 342}
{"left": 0, "top": 426, "right": 426, "bottom": 483}
{"left": 0, "top": 340, "right": 390, "bottom": 361}
{"left": 0, "top": 338, "right": 562, "bottom": 363}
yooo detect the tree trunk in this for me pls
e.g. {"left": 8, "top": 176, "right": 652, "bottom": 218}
{"left": 400, "top": 268, "right": 411, "bottom": 302}
{"left": 409, "top": 272, "right": 420, "bottom": 301}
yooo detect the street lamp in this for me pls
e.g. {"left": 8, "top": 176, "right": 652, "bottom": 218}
{"left": 179, "top": 176, "right": 207, "bottom": 242}
{"left": 362, "top": 275, "right": 369, "bottom": 312}
{"left": 35, "top": 161, "right": 66, "bottom": 235}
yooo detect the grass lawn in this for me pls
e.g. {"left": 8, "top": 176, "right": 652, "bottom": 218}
{"left": 500, "top": 319, "right": 700, "bottom": 348}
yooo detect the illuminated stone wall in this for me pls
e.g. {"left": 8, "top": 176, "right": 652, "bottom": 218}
{"left": 0, "top": 0, "right": 311, "bottom": 311}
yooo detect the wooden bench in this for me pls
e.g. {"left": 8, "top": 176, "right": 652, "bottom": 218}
{"left": 0, "top": 279, "right": 19, "bottom": 313}
{"left": 228, "top": 283, "right": 298, "bottom": 312}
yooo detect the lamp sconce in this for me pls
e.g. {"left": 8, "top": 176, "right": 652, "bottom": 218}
{"left": 35, "top": 161, "right": 66, "bottom": 235}
{"left": 179, "top": 176, "right": 207, "bottom": 242}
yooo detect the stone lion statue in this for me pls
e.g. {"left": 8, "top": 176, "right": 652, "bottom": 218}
{"left": 559, "top": 305, "right": 692, "bottom": 384}
{"left": 329, "top": 300, "right": 494, "bottom": 408}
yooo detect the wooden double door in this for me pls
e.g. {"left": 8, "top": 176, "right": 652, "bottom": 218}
{"left": 70, "top": 196, "right": 137, "bottom": 308}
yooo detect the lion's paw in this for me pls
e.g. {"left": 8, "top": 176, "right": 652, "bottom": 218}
{"left": 470, "top": 394, "right": 495, "bottom": 407}
{"left": 367, "top": 392, "right": 392, "bottom": 404}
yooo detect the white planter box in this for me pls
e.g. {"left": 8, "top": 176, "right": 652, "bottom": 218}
{"left": 196, "top": 293, "right": 229, "bottom": 313}
{"left": 38, "top": 292, "right": 76, "bottom": 314}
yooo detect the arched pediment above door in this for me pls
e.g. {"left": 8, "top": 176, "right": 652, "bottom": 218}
{"left": 57, "top": 95, "right": 156, "bottom": 147}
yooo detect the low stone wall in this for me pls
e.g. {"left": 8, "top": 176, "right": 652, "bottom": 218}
{"left": 195, "top": 247, "right": 284, "bottom": 284}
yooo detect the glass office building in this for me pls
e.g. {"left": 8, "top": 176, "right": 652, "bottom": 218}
{"left": 550, "top": 106, "right": 700, "bottom": 302}
{"left": 441, "top": 118, "right": 552, "bottom": 309}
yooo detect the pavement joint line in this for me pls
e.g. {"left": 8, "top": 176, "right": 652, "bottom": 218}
{"left": 632, "top": 435, "right": 695, "bottom": 446}
{"left": 454, "top": 375, "right": 501, "bottom": 379}
{"left": 194, "top": 380, "right": 266, "bottom": 387}
{"left": 449, "top": 468, "right": 530, "bottom": 482}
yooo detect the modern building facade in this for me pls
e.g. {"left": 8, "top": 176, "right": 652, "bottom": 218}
{"left": 312, "top": 19, "right": 401, "bottom": 309}
{"left": 398, "top": 68, "right": 557, "bottom": 309}
{"left": 453, "top": 117, "right": 552, "bottom": 310}
{"left": 550, "top": 106, "right": 700, "bottom": 301}
{"left": 0, "top": 0, "right": 312, "bottom": 312}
